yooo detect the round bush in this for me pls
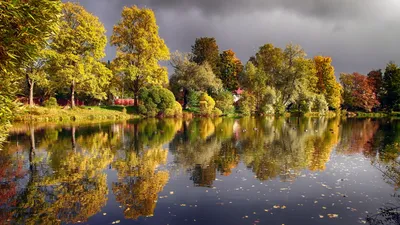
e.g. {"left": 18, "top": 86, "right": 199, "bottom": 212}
{"left": 43, "top": 97, "right": 58, "bottom": 108}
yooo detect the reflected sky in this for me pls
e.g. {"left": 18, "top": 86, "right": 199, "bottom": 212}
{"left": 0, "top": 117, "right": 399, "bottom": 225}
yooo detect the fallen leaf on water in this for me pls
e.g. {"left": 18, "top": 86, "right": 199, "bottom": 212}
{"left": 327, "top": 214, "right": 339, "bottom": 218}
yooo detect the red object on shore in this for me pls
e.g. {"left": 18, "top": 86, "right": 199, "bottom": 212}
{"left": 114, "top": 99, "right": 135, "bottom": 106}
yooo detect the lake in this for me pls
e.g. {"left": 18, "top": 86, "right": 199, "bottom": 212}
{"left": 0, "top": 117, "right": 399, "bottom": 225}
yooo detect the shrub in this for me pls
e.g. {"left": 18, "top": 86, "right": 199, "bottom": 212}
{"left": 43, "top": 97, "right": 58, "bottom": 108}
{"left": 199, "top": 92, "right": 216, "bottom": 116}
{"left": 215, "top": 90, "right": 234, "bottom": 115}
{"left": 165, "top": 101, "right": 182, "bottom": 117}
{"left": 139, "top": 86, "right": 181, "bottom": 117}
{"left": 213, "top": 108, "right": 223, "bottom": 117}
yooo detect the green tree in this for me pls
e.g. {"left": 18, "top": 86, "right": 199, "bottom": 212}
{"left": 279, "top": 44, "right": 318, "bottom": 108}
{"left": 0, "top": 0, "right": 61, "bottom": 121}
{"left": 25, "top": 50, "right": 55, "bottom": 107}
{"left": 219, "top": 49, "right": 243, "bottom": 91}
{"left": 314, "top": 56, "right": 342, "bottom": 109}
{"left": 50, "top": 2, "right": 111, "bottom": 108}
{"left": 240, "top": 61, "right": 269, "bottom": 112}
{"left": 170, "top": 51, "right": 222, "bottom": 107}
{"left": 191, "top": 37, "right": 220, "bottom": 76}
{"left": 383, "top": 62, "right": 400, "bottom": 110}
{"left": 111, "top": 5, "right": 170, "bottom": 107}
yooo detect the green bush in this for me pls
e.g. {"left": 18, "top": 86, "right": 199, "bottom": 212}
{"left": 199, "top": 92, "right": 216, "bottom": 116}
{"left": 165, "top": 101, "right": 182, "bottom": 117}
{"left": 215, "top": 90, "right": 234, "bottom": 114}
{"left": 139, "top": 86, "right": 181, "bottom": 117}
{"left": 43, "top": 97, "right": 58, "bottom": 108}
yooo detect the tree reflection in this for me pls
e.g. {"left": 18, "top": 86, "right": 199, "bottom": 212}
{"left": 112, "top": 148, "right": 169, "bottom": 219}
{"left": 9, "top": 125, "right": 113, "bottom": 224}
{"left": 237, "top": 117, "right": 340, "bottom": 181}
{"left": 111, "top": 119, "right": 180, "bottom": 220}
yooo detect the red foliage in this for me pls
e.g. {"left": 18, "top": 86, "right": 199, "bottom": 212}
{"left": 351, "top": 72, "right": 380, "bottom": 112}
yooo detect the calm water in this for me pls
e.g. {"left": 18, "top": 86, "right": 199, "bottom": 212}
{"left": 1, "top": 117, "right": 400, "bottom": 225}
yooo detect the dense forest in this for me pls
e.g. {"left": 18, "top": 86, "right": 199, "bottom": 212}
{"left": 2, "top": 0, "right": 400, "bottom": 128}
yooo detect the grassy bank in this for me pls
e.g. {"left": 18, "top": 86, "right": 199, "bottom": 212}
{"left": 14, "top": 106, "right": 139, "bottom": 122}
{"left": 345, "top": 111, "right": 400, "bottom": 118}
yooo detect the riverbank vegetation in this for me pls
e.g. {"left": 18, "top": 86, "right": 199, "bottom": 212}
{"left": 2, "top": 0, "right": 400, "bottom": 132}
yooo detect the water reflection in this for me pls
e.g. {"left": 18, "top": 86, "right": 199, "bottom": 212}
{"left": 0, "top": 117, "right": 399, "bottom": 224}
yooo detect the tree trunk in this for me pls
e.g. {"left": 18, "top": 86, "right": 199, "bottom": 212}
{"left": 133, "top": 78, "right": 139, "bottom": 107}
{"left": 183, "top": 89, "right": 188, "bottom": 109}
{"left": 29, "top": 80, "right": 35, "bottom": 107}
{"left": 29, "top": 125, "right": 36, "bottom": 171}
{"left": 71, "top": 81, "right": 75, "bottom": 108}
{"left": 71, "top": 125, "right": 76, "bottom": 153}
{"left": 134, "top": 92, "right": 138, "bottom": 107}
{"left": 26, "top": 74, "right": 35, "bottom": 107}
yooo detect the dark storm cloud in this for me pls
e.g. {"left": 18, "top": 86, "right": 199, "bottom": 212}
{"left": 66, "top": 0, "right": 400, "bottom": 75}
{"left": 143, "top": 0, "right": 379, "bottom": 20}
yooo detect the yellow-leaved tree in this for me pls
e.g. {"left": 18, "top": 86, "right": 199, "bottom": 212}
{"left": 49, "top": 2, "right": 111, "bottom": 108}
{"left": 314, "top": 56, "right": 342, "bottom": 110}
{"left": 111, "top": 6, "right": 170, "bottom": 106}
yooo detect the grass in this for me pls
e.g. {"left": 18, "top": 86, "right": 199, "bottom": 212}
{"left": 14, "top": 105, "right": 140, "bottom": 122}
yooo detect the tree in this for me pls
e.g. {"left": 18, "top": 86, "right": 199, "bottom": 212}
{"left": 242, "top": 43, "right": 318, "bottom": 114}
{"left": 215, "top": 90, "right": 235, "bottom": 114}
{"left": 340, "top": 72, "right": 380, "bottom": 112}
{"left": 0, "top": 0, "right": 61, "bottom": 121}
{"left": 111, "top": 6, "right": 170, "bottom": 107}
{"left": 254, "top": 43, "right": 283, "bottom": 83}
{"left": 279, "top": 44, "right": 318, "bottom": 107}
{"left": 240, "top": 61, "right": 269, "bottom": 112}
{"left": 314, "top": 56, "right": 342, "bottom": 109}
{"left": 219, "top": 49, "right": 243, "bottom": 91}
{"left": 367, "top": 69, "right": 383, "bottom": 99}
{"left": 50, "top": 2, "right": 111, "bottom": 108}
{"left": 191, "top": 37, "right": 220, "bottom": 76}
{"left": 25, "top": 50, "right": 54, "bottom": 107}
{"left": 192, "top": 37, "right": 220, "bottom": 76}
{"left": 383, "top": 62, "right": 400, "bottom": 110}
{"left": 170, "top": 51, "right": 222, "bottom": 107}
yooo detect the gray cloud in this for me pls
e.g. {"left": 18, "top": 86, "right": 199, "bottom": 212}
{"left": 65, "top": 0, "right": 400, "bottom": 75}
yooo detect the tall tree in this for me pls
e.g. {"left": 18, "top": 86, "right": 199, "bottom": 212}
{"left": 314, "top": 56, "right": 342, "bottom": 109}
{"left": 0, "top": 0, "right": 61, "bottom": 121}
{"left": 191, "top": 37, "right": 220, "bottom": 76}
{"left": 50, "top": 2, "right": 111, "bottom": 108}
{"left": 170, "top": 51, "right": 222, "bottom": 107}
{"left": 219, "top": 49, "right": 243, "bottom": 91}
{"left": 383, "top": 62, "right": 400, "bottom": 110}
{"left": 279, "top": 44, "right": 317, "bottom": 107}
{"left": 111, "top": 6, "right": 170, "bottom": 107}
{"left": 25, "top": 50, "right": 54, "bottom": 107}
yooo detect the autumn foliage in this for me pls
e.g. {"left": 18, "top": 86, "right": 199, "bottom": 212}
{"left": 340, "top": 72, "right": 380, "bottom": 112}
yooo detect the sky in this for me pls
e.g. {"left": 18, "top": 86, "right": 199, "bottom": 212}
{"left": 64, "top": 0, "right": 400, "bottom": 75}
